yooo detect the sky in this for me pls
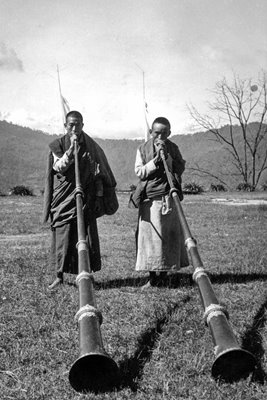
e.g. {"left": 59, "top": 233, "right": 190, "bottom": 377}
{"left": 0, "top": 0, "right": 266, "bottom": 139}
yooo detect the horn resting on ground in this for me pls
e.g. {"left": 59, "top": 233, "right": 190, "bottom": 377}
{"left": 69, "top": 139, "right": 119, "bottom": 393}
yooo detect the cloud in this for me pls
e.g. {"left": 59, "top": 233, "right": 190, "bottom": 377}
{"left": 0, "top": 111, "right": 11, "bottom": 120}
{"left": 200, "top": 45, "right": 223, "bottom": 63}
{"left": 0, "top": 43, "right": 24, "bottom": 72}
{"left": 4, "top": 109, "right": 27, "bottom": 124}
{"left": 2, "top": 108, "right": 59, "bottom": 133}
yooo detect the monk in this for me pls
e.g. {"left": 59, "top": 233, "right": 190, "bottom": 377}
{"left": 43, "top": 111, "right": 118, "bottom": 289}
{"left": 132, "top": 117, "right": 189, "bottom": 289}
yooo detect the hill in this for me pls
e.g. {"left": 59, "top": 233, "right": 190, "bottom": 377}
{"left": 0, "top": 120, "right": 266, "bottom": 193}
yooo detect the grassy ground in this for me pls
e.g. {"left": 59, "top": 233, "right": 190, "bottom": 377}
{"left": 0, "top": 192, "right": 266, "bottom": 400}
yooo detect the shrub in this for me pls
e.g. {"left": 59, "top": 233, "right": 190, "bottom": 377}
{"left": 261, "top": 183, "right": 267, "bottom": 191}
{"left": 183, "top": 182, "right": 204, "bottom": 195}
{"left": 210, "top": 183, "right": 226, "bottom": 192}
{"left": 9, "top": 185, "right": 34, "bottom": 196}
{"left": 236, "top": 183, "right": 254, "bottom": 192}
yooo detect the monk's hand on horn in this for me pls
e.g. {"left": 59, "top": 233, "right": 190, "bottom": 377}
{"left": 66, "top": 134, "right": 78, "bottom": 158}
{"left": 70, "top": 133, "right": 78, "bottom": 144}
{"left": 154, "top": 139, "right": 167, "bottom": 163}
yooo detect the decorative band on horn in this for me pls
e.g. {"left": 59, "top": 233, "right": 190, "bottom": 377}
{"left": 203, "top": 303, "right": 229, "bottom": 325}
{"left": 74, "top": 185, "right": 84, "bottom": 197}
{"left": 76, "top": 271, "right": 93, "bottom": 285}
{"left": 169, "top": 188, "right": 179, "bottom": 197}
{"left": 185, "top": 237, "right": 197, "bottom": 250}
{"left": 192, "top": 267, "right": 208, "bottom": 282}
{"left": 76, "top": 239, "right": 88, "bottom": 251}
{"left": 75, "top": 304, "right": 103, "bottom": 324}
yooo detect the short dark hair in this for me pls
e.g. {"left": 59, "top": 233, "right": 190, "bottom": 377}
{"left": 65, "top": 110, "right": 83, "bottom": 122}
{"left": 152, "top": 117, "right": 171, "bottom": 130}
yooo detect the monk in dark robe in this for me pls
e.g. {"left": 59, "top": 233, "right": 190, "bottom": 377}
{"left": 43, "top": 111, "right": 118, "bottom": 289}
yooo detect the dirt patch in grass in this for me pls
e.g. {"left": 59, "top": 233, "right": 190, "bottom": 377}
{"left": 0, "top": 233, "right": 50, "bottom": 241}
{"left": 211, "top": 198, "right": 267, "bottom": 206}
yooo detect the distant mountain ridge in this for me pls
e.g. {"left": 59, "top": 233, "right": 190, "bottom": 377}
{"left": 0, "top": 120, "right": 265, "bottom": 193}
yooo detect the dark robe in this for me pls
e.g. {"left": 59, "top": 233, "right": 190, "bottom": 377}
{"left": 43, "top": 131, "right": 118, "bottom": 274}
{"left": 130, "top": 138, "right": 185, "bottom": 208}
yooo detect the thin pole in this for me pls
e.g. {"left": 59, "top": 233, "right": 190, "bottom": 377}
{"left": 57, "top": 65, "right": 65, "bottom": 130}
{"left": 135, "top": 63, "right": 150, "bottom": 141}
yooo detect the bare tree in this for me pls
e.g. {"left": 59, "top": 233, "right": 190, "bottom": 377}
{"left": 188, "top": 72, "right": 267, "bottom": 190}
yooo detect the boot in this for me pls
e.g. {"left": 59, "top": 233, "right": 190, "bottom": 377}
{"left": 141, "top": 272, "right": 157, "bottom": 290}
{"left": 48, "top": 273, "right": 63, "bottom": 290}
{"left": 157, "top": 271, "right": 167, "bottom": 286}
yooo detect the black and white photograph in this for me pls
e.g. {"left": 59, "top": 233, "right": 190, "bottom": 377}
{"left": 0, "top": 1, "right": 266, "bottom": 399}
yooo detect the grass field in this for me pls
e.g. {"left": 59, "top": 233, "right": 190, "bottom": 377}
{"left": 0, "top": 192, "right": 267, "bottom": 400}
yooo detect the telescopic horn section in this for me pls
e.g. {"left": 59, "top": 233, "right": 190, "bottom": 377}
{"left": 160, "top": 151, "right": 256, "bottom": 382}
{"left": 69, "top": 140, "right": 119, "bottom": 393}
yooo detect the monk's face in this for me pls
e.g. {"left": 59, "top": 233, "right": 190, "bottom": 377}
{"left": 150, "top": 123, "right": 170, "bottom": 142}
{"left": 65, "top": 116, "right": 84, "bottom": 139}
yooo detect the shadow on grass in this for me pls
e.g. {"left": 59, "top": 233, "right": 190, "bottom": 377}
{"left": 95, "top": 272, "right": 267, "bottom": 290}
{"left": 95, "top": 273, "right": 193, "bottom": 290}
{"left": 117, "top": 296, "right": 191, "bottom": 391}
{"left": 209, "top": 272, "right": 267, "bottom": 285}
{"left": 241, "top": 295, "right": 267, "bottom": 384}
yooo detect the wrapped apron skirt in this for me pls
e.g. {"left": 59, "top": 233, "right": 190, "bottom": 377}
{"left": 135, "top": 197, "right": 189, "bottom": 271}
